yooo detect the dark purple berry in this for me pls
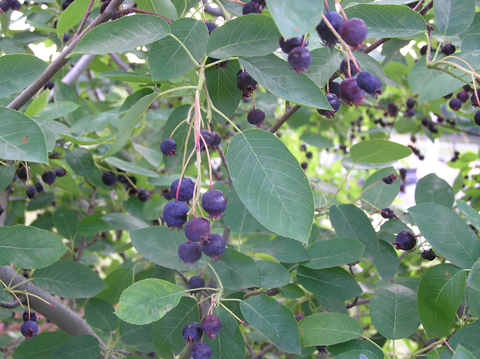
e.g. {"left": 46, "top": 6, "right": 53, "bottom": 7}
{"left": 356, "top": 71, "right": 382, "bottom": 98}
{"left": 21, "top": 321, "right": 38, "bottom": 338}
{"left": 327, "top": 81, "right": 340, "bottom": 98}
{"left": 201, "top": 233, "right": 226, "bottom": 260}
{"left": 188, "top": 276, "right": 205, "bottom": 294}
{"left": 137, "top": 189, "right": 150, "bottom": 202}
{"left": 288, "top": 47, "right": 312, "bottom": 74}
{"left": 26, "top": 185, "right": 36, "bottom": 199}
{"left": 61, "top": 0, "right": 72, "bottom": 10}
{"left": 201, "top": 314, "right": 222, "bottom": 339}
{"left": 387, "top": 102, "right": 398, "bottom": 117}
{"left": 301, "top": 162, "right": 307, "bottom": 170}
{"left": 9, "top": 0, "right": 20, "bottom": 10}
{"left": 441, "top": 43, "right": 456, "bottom": 56}
{"left": 54, "top": 168, "right": 67, "bottom": 177}
{"left": 399, "top": 168, "right": 407, "bottom": 180}
{"left": 380, "top": 208, "right": 397, "bottom": 219}
{"left": 421, "top": 117, "right": 430, "bottom": 126}
{"left": 237, "top": 70, "right": 257, "bottom": 98}
{"left": 406, "top": 99, "right": 416, "bottom": 109}
{"left": 474, "top": 111, "right": 480, "bottom": 126}
{"left": 44, "top": 81, "right": 54, "bottom": 90}
{"left": 205, "top": 21, "right": 217, "bottom": 35}
{"left": 295, "top": 314, "right": 304, "bottom": 321}
{"left": 184, "top": 217, "right": 210, "bottom": 243}
{"left": 191, "top": 343, "right": 212, "bottom": 359}
{"left": 421, "top": 248, "right": 437, "bottom": 261}
{"left": 199, "top": 130, "right": 213, "bottom": 149}
{"left": 0, "top": 1, "right": 9, "bottom": 12}
{"left": 160, "top": 138, "right": 177, "bottom": 156}
{"left": 102, "top": 171, "right": 117, "bottom": 186}
{"left": 210, "top": 131, "right": 221, "bottom": 147}
{"left": 317, "top": 12, "right": 344, "bottom": 47}
{"left": 178, "top": 241, "right": 202, "bottom": 267}
{"left": 171, "top": 178, "right": 195, "bottom": 203}
{"left": 117, "top": 174, "right": 128, "bottom": 184}
{"left": 339, "top": 58, "right": 358, "bottom": 77}
{"left": 457, "top": 90, "right": 469, "bottom": 103}
{"left": 201, "top": 190, "right": 227, "bottom": 219}
{"left": 162, "top": 188, "right": 174, "bottom": 200}
{"left": 463, "top": 84, "right": 472, "bottom": 92}
{"left": 317, "top": 93, "right": 340, "bottom": 119}
{"left": 63, "top": 34, "right": 70, "bottom": 42}
{"left": 339, "top": 78, "right": 365, "bottom": 107}
{"left": 242, "top": 1, "right": 261, "bottom": 15}
{"left": 382, "top": 173, "right": 397, "bottom": 184}
{"left": 182, "top": 322, "right": 203, "bottom": 343}
{"left": 247, "top": 109, "right": 266, "bottom": 127}
{"left": 406, "top": 110, "right": 416, "bottom": 119}
{"left": 306, "top": 152, "right": 312, "bottom": 159}
{"left": 338, "top": 18, "right": 368, "bottom": 49}
{"left": 23, "top": 311, "right": 38, "bottom": 323}
{"left": 317, "top": 346, "right": 327, "bottom": 354}
{"left": 34, "top": 182, "right": 44, "bottom": 193}
{"left": 279, "top": 36, "right": 304, "bottom": 54}
{"left": 472, "top": 91, "right": 480, "bottom": 107}
{"left": 163, "top": 201, "right": 189, "bottom": 229}
{"left": 449, "top": 98, "right": 462, "bottom": 111}
{"left": 392, "top": 230, "right": 416, "bottom": 251}
{"left": 17, "top": 167, "right": 27, "bottom": 181}
{"left": 42, "top": 171, "right": 56, "bottom": 186}
{"left": 443, "top": 92, "right": 453, "bottom": 99}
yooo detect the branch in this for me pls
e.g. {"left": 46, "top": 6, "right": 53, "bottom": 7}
{"left": 75, "top": 186, "right": 97, "bottom": 262}
{"left": 244, "top": 288, "right": 279, "bottom": 299}
{"left": 0, "top": 184, "right": 12, "bottom": 227}
{"left": 268, "top": 105, "right": 301, "bottom": 133}
{"left": 251, "top": 343, "right": 275, "bottom": 359}
{"left": 0, "top": 298, "right": 21, "bottom": 308}
{"left": 73, "top": 0, "right": 96, "bottom": 39}
{"left": 346, "top": 298, "right": 370, "bottom": 309}
{"left": 110, "top": 53, "right": 131, "bottom": 71}
{"left": 61, "top": 55, "right": 96, "bottom": 86}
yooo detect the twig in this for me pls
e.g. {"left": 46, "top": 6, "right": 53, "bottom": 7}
{"left": 216, "top": 145, "right": 231, "bottom": 186}
{"left": 60, "top": 54, "right": 96, "bottom": 86}
{"left": 73, "top": 0, "right": 96, "bottom": 40}
{"left": 176, "top": 270, "right": 189, "bottom": 284}
{"left": 115, "top": 8, "right": 173, "bottom": 23}
{"left": 268, "top": 105, "right": 301, "bottom": 133}
{"left": 245, "top": 341, "right": 254, "bottom": 357}
{"left": 0, "top": 184, "right": 12, "bottom": 227}
{"left": 251, "top": 343, "right": 276, "bottom": 359}
{"left": 0, "top": 299, "right": 21, "bottom": 308}
{"left": 346, "top": 298, "right": 370, "bottom": 309}
{"left": 75, "top": 186, "right": 97, "bottom": 262}
{"left": 244, "top": 288, "right": 279, "bottom": 299}
{"left": 110, "top": 53, "right": 131, "bottom": 71}
{"left": 114, "top": 350, "right": 150, "bottom": 359}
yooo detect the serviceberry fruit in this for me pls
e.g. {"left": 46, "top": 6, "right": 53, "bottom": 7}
{"left": 102, "top": 171, "right": 117, "bottom": 186}
{"left": 327, "top": 81, "right": 341, "bottom": 98}
{"left": 318, "top": 93, "right": 341, "bottom": 119}
{"left": 441, "top": 43, "right": 456, "bottom": 56}
{"left": 338, "top": 18, "right": 368, "bottom": 49}
{"left": 137, "top": 189, "right": 150, "bottom": 202}
{"left": 301, "top": 162, "right": 307, "bottom": 170}
{"left": 163, "top": 201, "right": 189, "bottom": 229}
{"left": 472, "top": 90, "right": 480, "bottom": 107}
{"left": 474, "top": 111, "right": 480, "bottom": 126}
{"left": 449, "top": 98, "right": 462, "bottom": 111}
{"left": 356, "top": 71, "right": 382, "bottom": 98}
{"left": 306, "top": 152, "right": 312, "bottom": 159}
{"left": 387, "top": 102, "right": 398, "bottom": 117}
{"left": 421, "top": 117, "right": 430, "bottom": 126}
{"left": 443, "top": 92, "right": 453, "bottom": 99}
{"left": 9, "top": 0, "right": 20, "bottom": 10}
{"left": 279, "top": 36, "right": 304, "bottom": 54}
{"left": 17, "top": 166, "right": 27, "bottom": 181}
{"left": 237, "top": 70, "right": 257, "bottom": 98}
{"left": 295, "top": 314, "right": 304, "bottom": 321}
{"left": 201, "top": 314, "right": 222, "bottom": 339}
{"left": 242, "top": 1, "right": 261, "bottom": 15}
{"left": 210, "top": 131, "right": 221, "bottom": 147}
{"left": 288, "top": 47, "right": 312, "bottom": 74}
{"left": 201, "top": 233, "right": 226, "bottom": 260}
{"left": 171, "top": 178, "right": 195, "bottom": 203}
{"left": 201, "top": 190, "right": 227, "bottom": 219}
{"left": 99, "top": 0, "right": 109, "bottom": 13}
{"left": 191, "top": 343, "right": 212, "bottom": 359}
{"left": 44, "top": 81, "right": 54, "bottom": 90}
{"left": 42, "top": 171, "right": 56, "bottom": 185}
{"left": 178, "top": 241, "right": 202, "bottom": 267}
{"left": 33, "top": 182, "right": 43, "bottom": 193}
{"left": 205, "top": 21, "right": 217, "bottom": 35}
{"left": 26, "top": 185, "right": 36, "bottom": 199}
{"left": 392, "top": 230, "right": 416, "bottom": 250}
{"left": 23, "top": 311, "right": 38, "bottom": 322}
{"left": 21, "top": 321, "right": 38, "bottom": 338}
{"left": 421, "top": 248, "right": 437, "bottom": 261}
{"left": 406, "top": 109, "right": 415, "bottom": 118}
{"left": 317, "top": 12, "right": 344, "bottom": 47}
{"left": 188, "top": 276, "right": 206, "bottom": 294}
{"left": 0, "top": 1, "right": 9, "bottom": 12}
{"left": 199, "top": 130, "right": 213, "bottom": 149}
{"left": 162, "top": 188, "right": 174, "bottom": 200}
{"left": 339, "top": 58, "right": 358, "bottom": 77}
{"left": 340, "top": 78, "right": 365, "bottom": 107}
{"left": 399, "top": 168, "right": 407, "bottom": 180}
{"left": 380, "top": 208, "right": 397, "bottom": 220}
{"left": 182, "top": 322, "right": 203, "bottom": 343}
{"left": 456, "top": 90, "right": 469, "bottom": 103}
{"left": 382, "top": 173, "right": 397, "bottom": 184}
{"left": 54, "top": 168, "right": 67, "bottom": 177}
{"left": 184, "top": 217, "right": 210, "bottom": 243}
{"left": 247, "top": 109, "right": 266, "bottom": 127}
{"left": 160, "top": 138, "right": 177, "bottom": 156}
{"left": 406, "top": 99, "right": 416, "bottom": 109}
{"left": 317, "top": 345, "right": 327, "bottom": 354}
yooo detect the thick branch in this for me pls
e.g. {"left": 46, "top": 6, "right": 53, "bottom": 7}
{"left": 0, "top": 185, "right": 12, "bottom": 227}
{"left": 61, "top": 55, "right": 96, "bottom": 86}
{"left": 251, "top": 343, "right": 275, "bottom": 359}
{"left": 110, "top": 53, "right": 131, "bottom": 71}
{"left": 0, "top": 298, "right": 20, "bottom": 308}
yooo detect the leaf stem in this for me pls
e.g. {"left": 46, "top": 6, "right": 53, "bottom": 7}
{"left": 169, "top": 33, "right": 201, "bottom": 69}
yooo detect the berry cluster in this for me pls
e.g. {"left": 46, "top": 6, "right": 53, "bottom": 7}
{"left": 181, "top": 314, "right": 223, "bottom": 359}
{"left": 16, "top": 165, "right": 66, "bottom": 200}
{"left": 0, "top": 0, "right": 21, "bottom": 12}
{"left": 21, "top": 311, "right": 39, "bottom": 339}
{"left": 101, "top": 170, "right": 151, "bottom": 201}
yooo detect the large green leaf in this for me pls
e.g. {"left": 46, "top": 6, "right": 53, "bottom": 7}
{"left": 119, "top": 321, "right": 154, "bottom": 353}
{"left": 65, "top": 147, "right": 94, "bottom": 177}
{"left": 33, "top": 261, "right": 107, "bottom": 298}
{"left": 240, "top": 55, "right": 330, "bottom": 109}
{"left": 409, "top": 203, "right": 480, "bottom": 269}
{"left": 38, "top": 102, "right": 80, "bottom": 120}
{"left": 104, "top": 157, "right": 159, "bottom": 177}
{"left": 70, "top": 14, "right": 170, "bottom": 56}
{"left": 149, "top": 18, "right": 208, "bottom": 81}
{"left": 256, "top": 260, "right": 292, "bottom": 288}
{"left": 206, "top": 15, "right": 280, "bottom": 59}
{"left": 0, "top": 55, "right": 48, "bottom": 98}
{"left": 418, "top": 264, "right": 466, "bottom": 338}
{"left": 350, "top": 139, "right": 412, "bottom": 164}
{"left": 373, "top": 239, "right": 399, "bottom": 283}
{"left": 440, "top": 320, "right": 480, "bottom": 359}
{"left": 57, "top": 0, "right": 95, "bottom": 35}
{"left": 361, "top": 167, "right": 400, "bottom": 211}
{"left": 370, "top": 284, "right": 420, "bottom": 339}
{"left": 253, "top": 236, "right": 310, "bottom": 263}
{"left": 84, "top": 298, "right": 118, "bottom": 332}
{"left": 51, "top": 335, "right": 99, "bottom": 359}
{"left": 298, "top": 313, "right": 362, "bottom": 347}
{"left": 136, "top": 0, "right": 178, "bottom": 19}
{"left": 328, "top": 339, "right": 384, "bottom": 359}
{"left": 227, "top": 129, "right": 314, "bottom": 243}
{"left": 330, "top": 204, "right": 378, "bottom": 259}
{"left": 95, "top": 268, "right": 133, "bottom": 305}
{"left": 297, "top": 266, "right": 362, "bottom": 301}
{"left": 467, "top": 259, "right": 480, "bottom": 317}
{"left": 101, "top": 213, "right": 149, "bottom": 230}
{"left": 52, "top": 208, "right": 78, "bottom": 240}
{"left": 76, "top": 214, "right": 113, "bottom": 237}
{"left": 115, "top": 278, "right": 184, "bottom": 325}
{"left": 13, "top": 331, "right": 70, "bottom": 359}
{"left": 344, "top": 4, "right": 426, "bottom": 38}
{"left": 305, "top": 48, "right": 343, "bottom": 89}
{"left": 132, "top": 142, "right": 163, "bottom": 168}
{"left": 303, "top": 238, "right": 365, "bottom": 269}
{"left": 211, "top": 248, "right": 258, "bottom": 290}
{"left": 0, "top": 226, "right": 65, "bottom": 269}
{"left": 0, "top": 165, "right": 15, "bottom": 192}
{"left": 240, "top": 294, "right": 301, "bottom": 354}
{"left": 0, "top": 107, "right": 48, "bottom": 163}
{"left": 415, "top": 173, "right": 455, "bottom": 208}
{"left": 224, "top": 185, "right": 262, "bottom": 234}
{"left": 434, "top": 0, "right": 475, "bottom": 36}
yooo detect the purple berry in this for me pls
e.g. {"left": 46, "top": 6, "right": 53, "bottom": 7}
{"left": 201, "top": 233, "right": 226, "bottom": 260}
{"left": 201, "top": 314, "right": 222, "bottom": 339}
{"left": 137, "top": 189, "right": 150, "bottom": 202}
{"left": 201, "top": 190, "right": 227, "bottom": 219}
{"left": 247, "top": 109, "right": 266, "bottom": 127}
{"left": 288, "top": 47, "right": 312, "bottom": 74}
{"left": 188, "top": 276, "right": 205, "bottom": 294}
{"left": 339, "top": 58, "right": 358, "bottom": 77}
{"left": 23, "top": 311, "right": 38, "bottom": 323}
{"left": 242, "top": 1, "right": 261, "bottom": 15}
{"left": 441, "top": 43, "right": 456, "bottom": 56}
{"left": 191, "top": 343, "right": 212, "bottom": 359}
{"left": 472, "top": 90, "right": 480, "bottom": 107}
{"left": 42, "top": 171, "right": 56, "bottom": 185}
{"left": 317, "top": 12, "right": 344, "bottom": 47}
{"left": 54, "top": 168, "right": 67, "bottom": 177}
{"left": 162, "top": 188, "right": 174, "bottom": 200}
{"left": 17, "top": 166, "right": 27, "bottom": 181}
{"left": 21, "top": 321, "right": 38, "bottom": 338}
{"left": 317, "top": 345, "right": 327, "bottom": 353}
{"left": 339, "top": 78, "right": 365, "bottom": 107}
{"left": 205, "top": 22, "right": 217, "bottom": 35}
{"left": 0, "top": 1, "right": 9, "bottom": 12}
{"left": 449, "top": 98, "right": 462, "bottom": 111}
{"left": 327, "top": 81, "right": 340, "bottom": 98}
{"left": 406, "top": 99, "right": 416, "bottom": 109}
{"left": 317, "top": 93, "right": 341, "bottom": 119}
{"left": 26, "top": 185, "right": 36, "bottom": 199}
{"left": 421, "top": 248, "right": 437, "bottom": 261}
{"left": 10, "top": 0, "right": 20, "bottom": 10}
{"left": 182, "top": 322, "right": 203, "bottom": 343}
{"left": 163, "top": 201, "right": 189, "bottom": 229}
{"left": 382, "top": 174, "right": 397, "bottom": 184}
{"left": 295, "top": 314, "right": 304, "bottom": 321}
{"left": 101, "top": 171, "right": 117, "bottom": 186}
{"left": 160, "top": 139, "right": 177, "bottom": 156}
{"left": 237, "top": 70, "right": 257, "bottom": 99}
{"left": 199, "top": 130, "right": 213, "bottom": 149}
{"left": 184, "top": 217, "right": 210, "bottom": 243}
{"left": 475, "top": 111, "right": 480, "bottom": 126}
{"left": 279, "top": 36, "right": 304, "bottom": 54}
{"left": 34, "top": 182, "right": 44, "bottom": 193}
{"left": 356, "top": 71, "right": 382, "bottom": 98}
{"left": 338, "top": 18, "right": 368, "bottom": 49}
{"left": 178, "top": 241, "right": 202, "bottom": 267}
{"left": 456, "top": 90, "right": 469, "bottom": 103}
{"left": 387, "top": 102, "right": 398, "bottom": 117}
{"left": 392, "top": 230, "right": 416, "bottom": 251}
{"left": 210, "top": 131, "right": 221, "bottom": 147}
{"left": 380, "top": 208, "right": 397, "bottom": 219}
{"left": 171, "top": 178, "right": 195, "bottom": 203}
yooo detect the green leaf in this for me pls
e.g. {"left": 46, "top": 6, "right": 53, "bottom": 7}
{"left": 206, "top": 15, "right": 280, "bottom": 59}
{"left": 434, "top": 0, "right": 475, "bottom": 36}
{"left": 350, "top": 139, "right": 412, "bottom": 164}
{"left": 240, "top": 55, "right": 330, "bottom": 109}
{"left": 224, "top": 185, "right": 262, "bottom": 234}
{"left": 65, "top": 147, "right": 94, "bottom": 177}
{"left": 256, "top": 260, "right": 291, "bottom": 288}
{"left": 361, "top": 167, "right": 400, "bottom": 211}
{"left": 373, "top": 239, "right": 399, "bottom": 282}
{"left": 335, "top": 350, "right": 380, "bottom": 359}
{"left": 52, "top": 208, "right": 79, "bottom": 240}
{"left": 119, "top": 321, "right": 154, "bottom": 353}
{"left": 300, "top": 133, "right": 334, "bottom": 149}
{"left": 370, "top": 284, "right": 420, "bottom": 339}
{"left": 439, "top": 320, "right": 480, "bottom": 359}
{"left": 99, "top": 71, "right": 154, "bottom": 83}
{"left": 136, "top": 0, "right": 178, "bottom": 19}
{"left": 33, "top": 260, "right": 107, "bottom": 299}
{"left": 452, "top": 345, "right": 477, "bottom": 359}
{"left": 149, "top": 18, "right": 208, "bottom": 81}
{"left": 101, "top": 213, "right": 149, "bottom": 231}
{"left": 70, "top": 14, "right": 170, "bottom": 56}
{"left": 457, "top": 200, "right": 480, "bottom": 233}
{"left": 13, "top": 331, "right": 70, "bottom": 359}
{"left": 344, "top": 4, "right": 426, "bottom": 38}
{"left": 77, "top": 214, "right": 113, "bottom": 237}
{"left": 152, "top": 297, "right": 199, "bottom": 359}
{"left": 297, "top": 266, "right": 362, "bottom": 301}
{"left": 227, "top": 129, "right": 314, "bottom": 243}
{"left": 95, "top": 268, "right": 133, "bottom": 305}
{"left": 0, "top": 226, "right": 65, "bottom": 269}
{"left": 25, "top": 89, "right": 50, "bottom": 117}
{"left": 298, "top": 313, "right": 363, "bottom": 347}
{"left": 132, "top": 142, "right": 163, "bottom": 167}
{"left": 305, "top": 48, "right": 343, "bottom": 89}
{"left": 105, "top": 92, "right": 159, "bottom": 158}
{"left": 38, "top": 102, "right": 80, "bottom": 120}
{"left": 254, "top": 236, "right": 310, "bottom": 263}
{"left": 409, "top": 203, "right": 480, "bottom": 269}
{"left": 418, "top": 264, "right": 466, "bottom": 338}
{"left": 303, "top": 238, "right": 365, "bottom": 269}
{"left": 115, "top": 278, "right": 184, "bottom": 325}
{"left": 0, "top": 107, "right": 48, "bottom": 163}
{"left": 85, "top": 298, "right": 118, "bottom": 332}
{"left": 240, "top": 294, "right": 301, "bottom": 354}
{"left": 328, "top": 339, "right": 384, "bottom": 359}
{"left": 0, "top": 165, "right": 15, "bottom": 192}
{"left": 27, "top": 193, "right": 55, "bottom": 211}
{"left": 104, "top": 157, "right": 159, "bottom": 177}
{"left": 0, "top": 55, "right": 48, "bottom": 97}
{"left": 415, "top": 173, "right": 455, "bottom": 208}
{"left": 330, "top": 204, "right": 379, "bottom": 259}
{"left": 57, "top": 0, "right": 96, "bottom": 35}
{"left": 51, "top": 335, "right": 99, "bottom": 359}
{"left": 211, "top": 248, "right": 258, "bottom": 290}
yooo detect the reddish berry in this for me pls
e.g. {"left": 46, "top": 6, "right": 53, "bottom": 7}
{"left": 288, "top": 47, "right": 312, "bottom": 74}
{"left": 338, "top": 18, "right": 368, "bottom": 49}
{"left": 317, "top": 12, "right": 344, "bottom": 47}
{"left": 201, "top": 315, "right": 222, "bottom": 339}
{"left": 340, "top": 78, "right": 365, "bottom": 107}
